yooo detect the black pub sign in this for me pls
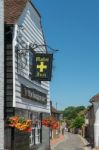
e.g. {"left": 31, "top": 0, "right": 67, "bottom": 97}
{"left": 21, "top": 84, "right": 47, "bottom": 104}
{"left": 32, "top": 53, "right": 53, "bottom": 81}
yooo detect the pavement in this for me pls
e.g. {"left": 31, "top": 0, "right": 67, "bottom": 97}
{"left": 78, "top": 135, "right": 92, "bottom": 150}
{"left": 50, "top": 132, "right": 93, "bottom": 150}
{"left": 50, "top": 134, "right": 65, "bottom": 150}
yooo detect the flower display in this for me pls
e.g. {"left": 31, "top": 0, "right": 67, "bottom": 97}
{"left": 7, "top": 116, "right": 32, "bottom": 132}
{"left": 42, "top": 116, "right": 59, "bottom": 129}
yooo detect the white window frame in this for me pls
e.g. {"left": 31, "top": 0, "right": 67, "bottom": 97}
{"left": 35, "top": 127, "right": 41, "bottom": 144}
{"left": 30, "top": 127, "right": 35, "bottom": 147}
{"left": 29, "top": 112, "right": 42, "bottom": 146}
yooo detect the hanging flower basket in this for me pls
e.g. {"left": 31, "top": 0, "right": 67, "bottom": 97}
{"left": 6, "top": 116, "right": 32, "bottom": 132}
{"left": 42, "top": 116, "right": 59, "bottom": 129}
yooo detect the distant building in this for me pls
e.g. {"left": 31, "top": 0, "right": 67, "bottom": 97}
{"left": 84, "top": 105, "right": 94, "bottom": 146}
{"left": 4, "top": 0, "right": 51, "bottom": 150}
{"left": 51, "top": 106, "right": 60, "bottom": 120}
{"left": 59, "top": 113, "right": 63, "bottom": 121}
{"left": 84, "top": 93, "right": 99, "bottom": 148}
{"left": 50, "top": 105, "right": 60, "bottom": 139}
{"left": 90, "top": 94, "right": 99, "bottom": 148}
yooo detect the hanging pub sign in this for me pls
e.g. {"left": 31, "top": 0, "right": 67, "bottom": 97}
{"left": 32, "top": 53, "right": 53, "bottom": 81}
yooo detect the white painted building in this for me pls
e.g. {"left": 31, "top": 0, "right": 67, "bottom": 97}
{"left": 90, "top": 94, "right": 99, "bottom": 148}
{"left": 4, "top": 0, "right": 51, "bottom": 149}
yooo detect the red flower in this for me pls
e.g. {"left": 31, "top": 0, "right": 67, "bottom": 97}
{"left": 7, "top": 116, "right": 32, "bottom": 132}
{"left": 42, "top": 116, "right": 60, "bottom": 129}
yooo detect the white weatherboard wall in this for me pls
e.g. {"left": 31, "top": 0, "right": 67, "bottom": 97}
{"left": 13, "top": 2, "right": 50, "bottom": 113}
{"left": 0, "top": 0, "right": 4, "bottom": 149}
{"left": 93, "top": 102, "right": 99, "bottom": 147}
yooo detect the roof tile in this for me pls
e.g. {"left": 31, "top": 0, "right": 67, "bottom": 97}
{"left": 4, "top": 0, "right": 28, "bottom": 24}
{"left": 90, "top": 93, "right": 99, "bottom": 102}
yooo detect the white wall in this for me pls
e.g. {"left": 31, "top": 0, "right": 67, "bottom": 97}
{"left": 13, "top": 2, "right": 50, "bottom": 113}
{"left": 93, "top": 102, "right": 99, "bottom": 147}
{"left": 0, "top": 0, "right": 4, "bottom": 149}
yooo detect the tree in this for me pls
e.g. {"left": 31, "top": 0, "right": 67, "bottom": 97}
{"left": 72, "top": 116, "right": 85, "bottom": 129}
{"left": 62, "top": 106, "right": 86, "bottom": 130}
{"left": 63, "top": 106, "right": 77, "bottom": 120}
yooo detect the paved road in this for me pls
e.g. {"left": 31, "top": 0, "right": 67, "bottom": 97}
{"left": 54, "top": 132, "right": 85, "bottom": 150}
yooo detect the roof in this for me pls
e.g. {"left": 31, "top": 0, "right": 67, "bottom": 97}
{"left": 85, "top": 105, "right": 93, "bottom": 114}
{"left": 90, "top": 93, "right": 99, "bottom": 103}
{"left": 51, "top": 106, "right": 59, "bottom": 114}
{"left": 4, "top": 0, "right": 41, "bottom": 24}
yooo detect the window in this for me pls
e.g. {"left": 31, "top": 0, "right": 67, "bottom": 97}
{"left": 30, "top": 128, "right": 35, "bottom": 147}
{"left": 29, "top": 112, "right": 42, "bottom": 147}
{"left": 35, "top": 126, "right": 41, "bottom": 144}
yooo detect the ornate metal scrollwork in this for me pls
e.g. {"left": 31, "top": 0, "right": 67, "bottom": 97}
{"left": 16, "top": 25, "right": 59, "bottom": 72}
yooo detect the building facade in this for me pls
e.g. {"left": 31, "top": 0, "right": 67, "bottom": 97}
{"left": 4, "top": 0, "right": 51, "bottom": 150}
{"left": 84, "top": 105, "right": 94, "bottom": 146}
{"left": 90, "top": 94, "right": 99, "bottom": 148}
{"left": 84, "top": 94, "right": 99, "bottom": 148}
{"left": 50, "top": 106, "right": 60, "bottom": 139}
{"left": 0, "top": 0, "right": 4, "bottom": 149}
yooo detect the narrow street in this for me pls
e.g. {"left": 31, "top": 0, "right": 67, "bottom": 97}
{"left": 54, "top": 133, "right": 86, "bottom": 150}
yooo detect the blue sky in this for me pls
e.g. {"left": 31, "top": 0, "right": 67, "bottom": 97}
{"left": 32, "top": 0, "right": 99, "bottom": 110}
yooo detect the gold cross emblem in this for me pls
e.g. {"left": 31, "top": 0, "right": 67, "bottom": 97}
{"left": 37, "top": 62, "right": 47, "bottom": 72}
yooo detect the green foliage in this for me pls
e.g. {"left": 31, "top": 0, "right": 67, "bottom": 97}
{"left": 19, "top": 117, "right": 25, "bottom": 124}
{"left": 63, "top": 106, "right": 85, "bottom": 130}
{"left": 63, "top": 106, "right": 77, "bottom": 119}
{"left": 71, "top": 116, "right": 85, "bottom": 128}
